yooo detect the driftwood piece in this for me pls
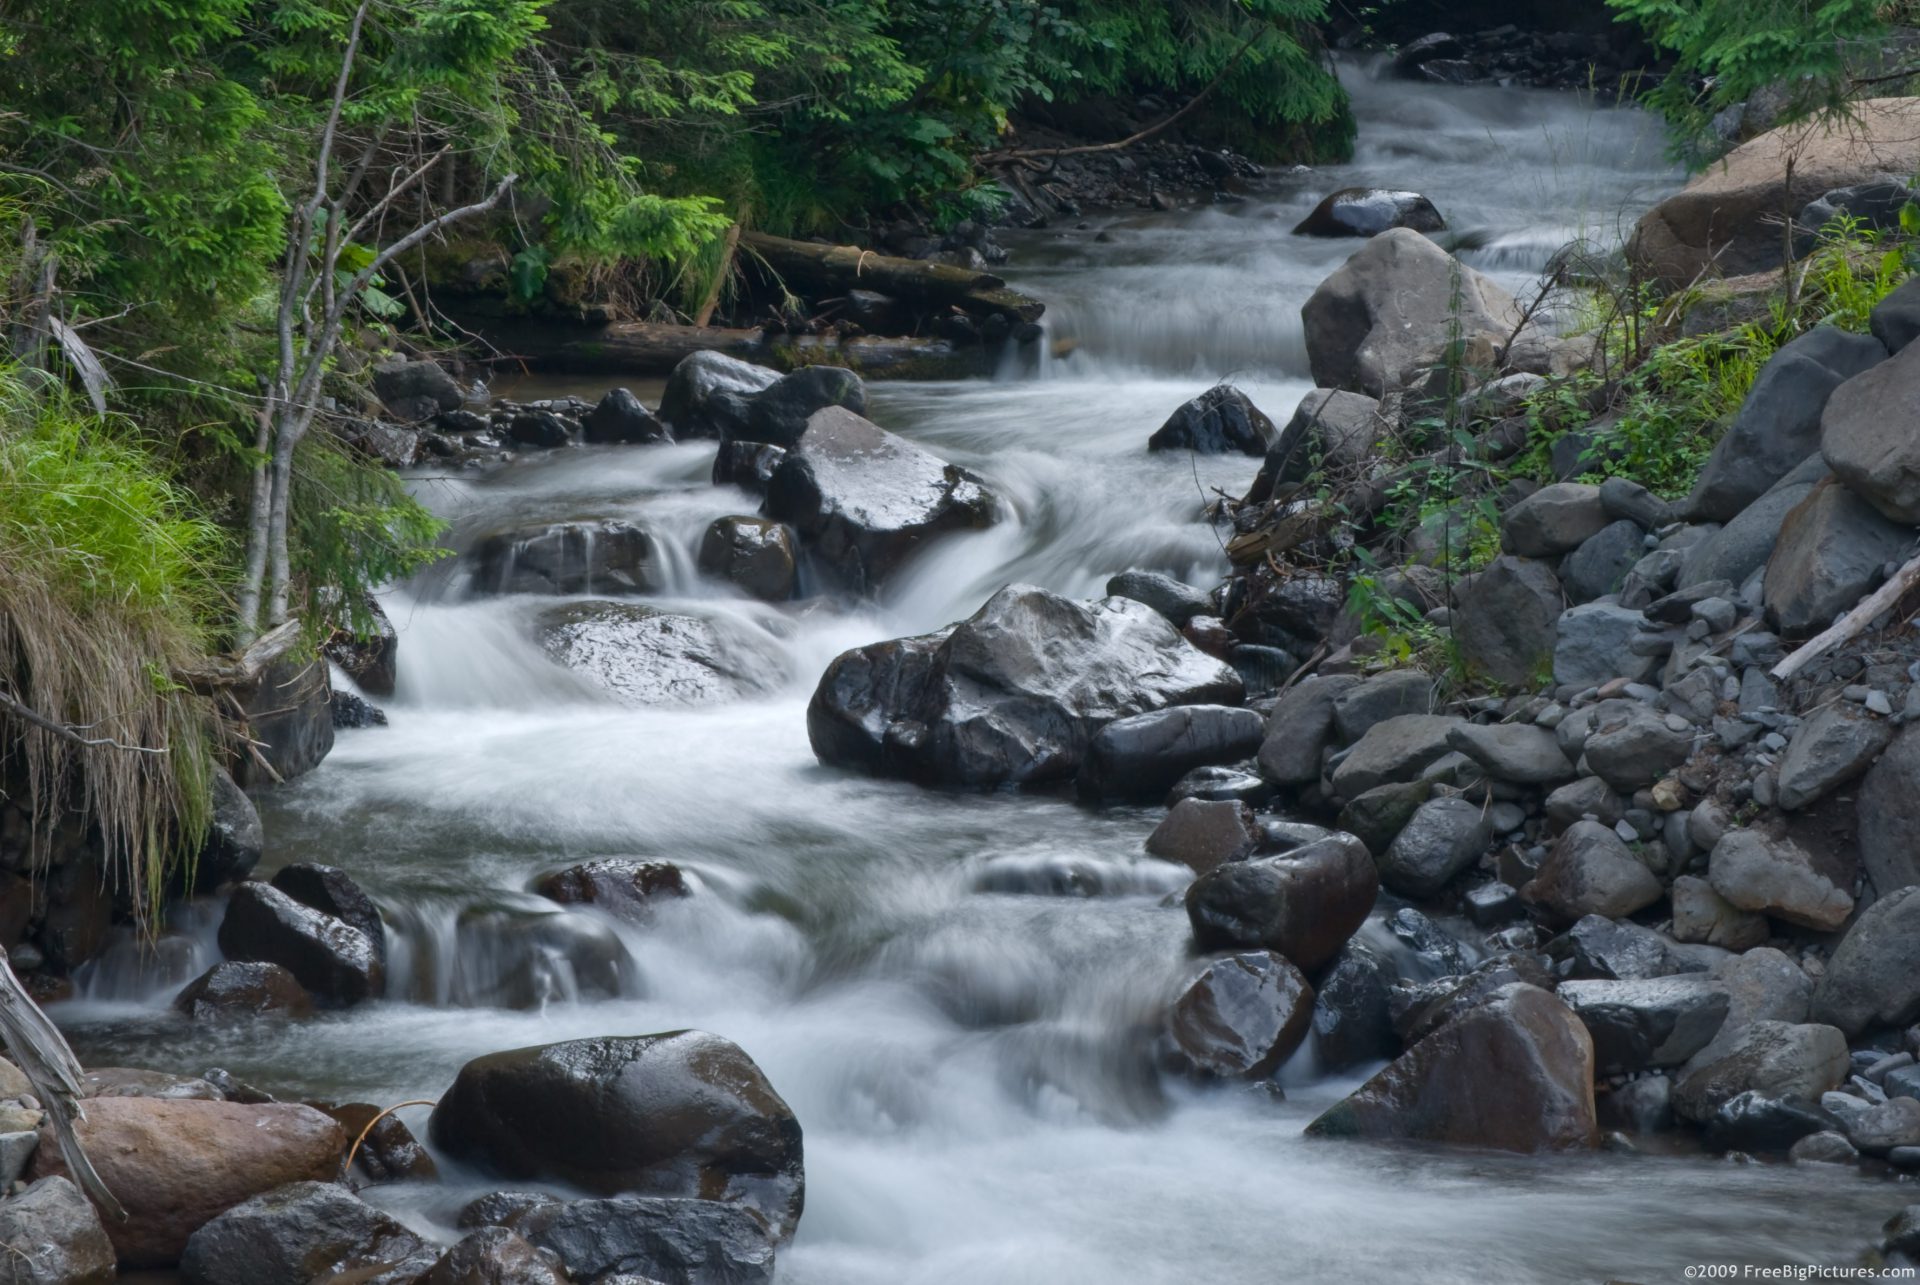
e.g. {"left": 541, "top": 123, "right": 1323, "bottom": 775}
{"left": 1771, "top": 549, "right": 1920, "bottom": 682}
{"left": 739, "top": 231, "right": 1044, "bottom": 323}
{"left": 0, "top": 948, "right": 123, "bottom": 1220}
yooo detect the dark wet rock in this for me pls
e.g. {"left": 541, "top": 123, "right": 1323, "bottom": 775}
{"left": 1764, "top": 477, "right": 1913, "bottom": 634}
{"left": 1245, "top": 389, "right": 1382, "bottom": 501}
{"left": 1452, "top": 556, "right": 1562, "bottom": 688}
{"left": 1602, "top": 1074, "right": 1674, "bottom": 1135}
{"left": 697, "top": 516, "right": 798, "bottom": 602}
{"left": 1077, "top": 705, "right": 1263, "bottom": 803}
{"left": 1378, "top": 797, "right": 1490, "bottom": 899}
{"left": 1687, "top": 326, "right": 1886, "bottom": 522}
{"left": 178, "top": 1179, "right": 434, "bottom": 1285}
{"left": 1547, "top": 915, "right": 1693, "bottom": 981}
{"left": 428, "top": 1031, "right": 805, "bottom": 1239}
{"left": 1336, "top": 780, "right": 1430, "bottom": 857}
{"left": 584, "top": 388, "right": 670, "bottom": 445}
{"left": 1446, "top": 721, "right": 1574, "bottom": 785}
{"left": 1522, "top": 819, "right": 1662, "bottom": 926}
{"left": 1166, "top": 765, "right": 1271, "bottom": 808}
{"left": 1823, "top": 338, "right": 1920, "bottom": 523}
{"left": 537, "top": 602, "right": 780, "bottom": 707}
{"left": 1306, "top": 983, "right": 1596, "bottom": 1152}
{"left": 189, "top": 767, "right": 262, "bottom": 893}
{"left": 218, "top": 882, "right": 381, "bottom": 1005}
{"left": 508, "top": 410, "right": 574, "bottom": 450}
{"left": 452, "top": 902, "right": 633, "bottom": 1008}
{"left": 1774, "top": 702, "right": 1893, "bottom": 810}
{"left": 34, "top": 1101, "right": 345, "bottom": 1270}
{"left": 469, "top": 520, "right": 659, "bottom": 597}
{"left": 1184, "top": 833, "right": 1378, "bottom": 970}
{"left": 323, "top": 595, "right": 399, "bottom": 698}
{"left": 1327, "top": 714, "right": 1463, "bottom": 799}
{"left": 1330, "top": 671, "right": 1434, "bottom": 745}
{"left": 1562, "top": 520, "right": 1645, "bottom": 603}
{"left": 1388, "top": 953, "right": 1556, "bottom": 1047}
{"left": 1542, "top": 774, "right": 1626, "bottom": 832}
{"left": 330, "top": 689, "right": 386, "bottom": 729}
{"left": 1146, "top": 384, "right": 1274, "bottom": 456}
{"left": 174, "top": 962, "right": 312, "bottom": 1022}
{"left": 1227, "top": 573, "right": 1344, "bottom": 654}
{"left": 510, "top": 1195, "right": 775, "bottom": 1285}
{"left": 656, "top": 351, "right": 777, "bottom": 441}
{"left": 1464, "top": 880, "right": 1523, "bottom": 926}
{"left": 1856, "top": 724, "right": 1920, "bottom": 894}
{"left": 1813, "top": 885, "right": 1920, "bottom": 1036}
{"left": 1873, "top": 275, "right": 1920, "bottom": 354}
{"left": 313, "top": 1102, "right": 438, "bottom": 1185}
{"left": 1709, "top": 829, "right": 1853, "bottom": 931}
{"left": 744, "top": 366, "right": 866, "bottom": 448}
{"left": 1788, "top": 1128, "right": 1860, "bottom": 1164}
{"left": 1256, "top": 676, "right": 1358, "bottom": 787}
{"left": 1292, "top": 188, "right": 1445, "bottom": 238}
{"left": 0, "top": 1176, "right": 114, "bottom": 1285}
{"left": 230, "top": 624, "right": 335, "bottom": 787}
{"left": 372, "top": 358, "right": 461, "bottom": 422}
{"left": 1670, "top": 875, "right": 1770, "bottom": 950}
{"left": 1797, "top": 182, "right": 1918, "bottom": 252}
{"left": 271, "top": 863, "right": 386, "bottom": 968}
{"left": 1558, "top": 977, "right": 1731, "bottom": 1073}
{"left": 1310, "top": 939, "right": 1398, "bottom": 1072}
{"left": 1104, "top": 570, "right": 1212, "bottom": 627}
{"left": 808, "top": 584, "right": 1242, "bottom": 788}
{"left": 1167, "top": 950, "right": 1314, "bottom": 1078}
{"left": 1144, "top": 799, "right": 1259, "bottom": 875}
{"left": 712, "top": 441, "right": 786, "bottom": 494}
{"left": 422, "top": 1226, "right": 568, "bottom": 1285}
{"left": 1503, "top": 483, "right": 1609, "bottom": 558}
{"left": 533, "top": 859, "right": 690, "bottom": 924}
{"left": 1704, "top": 1091, "right": 1843, "bottom": 1154}
{"left": 1671, "top": 1021, "right": 1850, "bottom": 1123}
{"left": 459, "top": 1192, "right": 561, "bottom": 1232}
{"left": 764, "top": 408, "right": 996, "bottom": 592}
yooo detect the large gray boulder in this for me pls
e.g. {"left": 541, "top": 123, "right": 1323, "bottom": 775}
{"left": 1522, "top": 819, "right": 1662, "bottom": 925}
{"left": 744, "top": 366, "right": 866, "bottom": 447}
{"left": 1583, "top": 703, "right": 1695, "bottom": 792}
{"left": 1859, "top": 724, "right": 1920, "bottom": 893}
{"left": 810, "top": 585, "right": 1242, "bottom": 788}
{"left": 1562, "top": 520, "right": 1646, "bottom": 603}
{"left": 506, "top": 1195, "right": 776, "bottom": 1285}
{"left": 537, "top": 602, "right": 781, "bottom": 707}
{"left": 1774, "top": 702, "right": 1894, "bottom": 810}
{"left": 1687, "top": 327, "right": 1887, "bottom": 522}
{"left": 1330, "top": 670, "right": 1435, "bottom": 744}
{"left": 1553, "top": 599, "right": 1657, "bottom": 689}
{"left": 1300, "top": 228, "right": 1525, "bottom": 397}
{"left": 1671, "top": 1021, "right": 1850, "bottom": 1123}
{"left": 1558, "top": 978, "right": 1731, "bottom": 1074}
{"left": 1813, "top": 886, "right": 1920, "bottom": 1036}
{"left": 1167, "top": 951, "right": 1314, "bottom": 1078}
{"left": 1763, "top": 477, "right": 1914, "bottom": 634}
{"left": 1824, "top": 336, "right": 1920, "bottom": 522}
{"left": 0, "top": 1177, "right": 114, "bottom": 1285}
{"left": 1256, "top": 676, "right": 1357, "bottom": 786}
{"left": 1244, "top": 389, "right": 1382, "bottom": 502}
{"left": 1147, "top": 384, "right": 1274, "bottom": 456}
{"left": 1076, "top": 705, "right": 1263, "bottom": 802}
{"left": 1452, "top": 556, "right": 1561, "bottom": 688}
{"left": 1446, "top": 722, "right": 1575, "bottom": 785}
{"left": 657, "top": 351, "right": 779, "bottom": 440}
{"left": 1379, "top": 797, "right": 1491, "bottom": 898}
{"left": 179, "top": 1181, "right": 433, "bottom": 1285}
{"left": 1678, "top": 471, "right": 1826, "bottom": 589}
{"left": 1709, "top": 829, "right": 1853, "bottom": 931}
{"left": 1327, "top": 714, "right": 1463, "bottom": 799}
{"left": 428, "top": 1031, "right": 805, "bottom": 1240}
{"left": 1502, "top": 483, "right": 1609, "bottom": 558}
{"left": 765, "top": 408, "right": 997, "bottom": 592}
{"left": 1184, "top": 833, "right": 1378, "bottom": 970}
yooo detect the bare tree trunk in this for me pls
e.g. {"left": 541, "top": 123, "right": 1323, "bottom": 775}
{"left": 235, "top": 404, "right": 276, "bottom": 642}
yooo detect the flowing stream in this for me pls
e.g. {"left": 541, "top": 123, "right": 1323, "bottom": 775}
{"left": 55, "top": 63, "right": 1897, "bottom": 1282}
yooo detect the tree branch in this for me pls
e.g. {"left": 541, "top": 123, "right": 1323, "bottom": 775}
{"left": 0, "top": 690, "right": 167, "bottom": 753}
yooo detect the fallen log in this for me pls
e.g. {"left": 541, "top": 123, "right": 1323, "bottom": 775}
{"left": 1770, "top": 548, "right": 1920, "bottom": 682}
{"left": 739, "top": 231, "right": 1044, "bottom": 324}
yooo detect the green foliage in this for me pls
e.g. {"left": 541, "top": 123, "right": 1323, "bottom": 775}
{"left": 287, "top": 435, "right": 450, "bottom": 635}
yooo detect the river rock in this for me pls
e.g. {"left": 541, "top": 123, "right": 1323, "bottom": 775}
{"left": 429, "top": 1031, "right": 804, "bottom": 1240}
{"left": 1687, "top": 327, "right": 1887, "bottom": 522}
{"left": 1330, "top": 671, "right": 1433, "bottom": 744}
{"left": 422, "top": 1226, "right": 568, "bottom": 1285}
{"left": 1144, "top": 799, "right": 1259, "bottom": 874}
{"left": 1147, "top": 384, "right": 1275, "bottom": 456}
{"left": 1671, "top": 1020, "right": 1850, "bottom": 1123}
{"left": 230, "top": 623, "right": 334, "bottom": 786}
{"left": 1300, "top": 228, "right": 1525, "bottom": 397}
{"left": 1627, "top": 97, "right": 1920, "bottom": 286}
{"left": 271, "top": 863, "right": 385, "bottom": 967}
{"left": 713, "top": 441, "right": 786, "bottom": 493}
{"left": 452, "top": 902, "right": 633, "bottom": 1008}
{"left": 1859, "top": 725, "right": 1920, "bottom": 893}
{"left": 1848, "top": 1095, "right": 1920, "bottom": 1154}
{"left": 1522, "top": 819, "right": 1662, "bottom": 925}
{"left": 657, "top": 351, "right": 778, "bottom": 440}
{"left": 1167, "top": 951, "right": 1314, "bottom": 1078}
{"left": 1446, "top": 721, "right": 1575, "bottom": 785}
{"left": 468, "top": 520, "right": 660, "bottom": 596}
{"left": 1558, "top": 977, "right": 1731, "bottom": 1073}
{"left": 1707, "top": 1092, "right": 1844, "bottom": 1154}
{"left": 1670, "top": 875, "right": 1770, "bottom": 950}
{"left": 743, "top": 366, "right": 866, "bottom": 447}
{"left": 1167, "top": 764, "right": 1270, "bottom": 807}
{"left": 1684, "top": 948, "right": 1814, "bottom": 1075}
{"left": 1104, "top": 570, "right": 1212, "bottom": 627}
{"left": 313, "top": 1102, "right": 437, "bottom": 1185}
{"left": 808, "top": 585, "right": 1242, "bottom": 787}
{"left": 1562, "top": 520, "right": 1645, "bottom": 603}
{"left": 1292, "top": 187, "right": 1445, "bottom": 238}
{"left": 217, "top": 882, "right": 381, "bottom": 1005}
{"left": 322, "top": 595, "right": 398, "bottom": 699}
{"left": 1228, "top": 573, "right": 1344, "bottom": 654}
{"left": 1543, "top": 775, "right": 1626, "bottom": 832}
{"left": 1813, "top": 885, "right": 1920, "bottom": 1035}
{"left": 189, "top": 767, "right": 262, "bottom": 892}
{"left": 1503, "top": 483, "right": 1609, "bottom": 558}
{"left": 1774, "top": 702, "right": 1894, "bottom": 809}
{"left": 177, "top": 1180, "right": 434, "bottom": 1285}
{"left": 1583, "top": 704, "right": 1694, "bottom": 792}
{"left": 1337, "top": 780, "right": 1430, "bottom": 856}
{"left": 537, "top": 602, "right": 779, "bottom": 707}
{"left": 533, "top": 859, "right": 690, "bottom": 923}
{"left": 697, "top": 516, "right": 798, "bottom": 602}
{"left": 507, "top": 410, "right": 572, "bottom": 449}
{"left": 1327, "top": 714, "right": 1462, "bottom": 799}
{"left": 1823, "top": 334, "right": 1920, "bottom": 522}
{"left": 1184, "top": 833, "right": 1378, "bottom": 970}
{"left": 0, "top": 1177, "right": 114, "bottom": 1285}
{"left": 1452, "top": 556, "right": 1562, "bottom": 688}
{"left": 1547, "top": 915, "right": 1691, "bottom": 981}
{"left": 583, "top": 388, "right": 670, "bottom": 445}
{"left": 764, "top": 407, "right": 996, "bottom": 592}
{"left": 1256, "top": 676, "right": 1357, "bottom": 786}
{"left": 1245, "top": 389, "right": 1382, "bottom": 500}
{"left": 1874, "top": 275, "right": 1920, "bottom": 355}
{"left": 1378, "top": 797, "right": 1490, "bottom": 898}
{"left": 174, "top": 961, "right": 312, "bottom": 1021}
{"left": 372, "top": 357, "right": 461, "bottom": 423}
{"left": 80, "top": 1069, "right": 218, "bottom": 1101}
{"left": 1553, "top": 600, "right": 1657, "bottom": 689}
{"left": 507, "top": 1195, "right": 775, "bottom": 1285}
{"left": 1077, "top": 705, "right": 1263, "bottom": 802}
{"left": 1307, "top": 983, "right": 1596, "bottom": 1151}
{"left": 1679, "top": 471, "right": 1824, "bottom": 590}
{"left": 1709, "top": 829, "right": 1853, "bottom": 931}
{"left": 1311, "top": 939, "right": 1399, "bottom": 1071}
{"left": 30, "top": 1099, "right": 344, "bottom": 1268}
{"left": 1764, "top": 477, "right": 1914, "bottom": 633}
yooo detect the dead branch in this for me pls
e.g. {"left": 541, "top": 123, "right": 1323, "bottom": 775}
{"left": 1771, "top": 548, "right": 1920, "bottom": 682}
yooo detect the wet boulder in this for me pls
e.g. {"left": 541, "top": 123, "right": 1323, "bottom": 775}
{"left": 1167, "top": 950, "right": 1314, "bottom": 1078}
{"left": 1311, "top": 939, "right": 1399, "bottom": 1071}
{"left": 506, "top": 1195, "right": 775, "bottom": 1285}
{"left": 428, "top": 1031, "right": 805, "bottom": 1240}
{"left": 468, "top": 520, "right": 660, "bottom": 597}
{"left": 1245, "top": 389, "right": 1382, "bottom": 502}
{"left": 1547, "top": 915, "right": 1693, "bottom": 981}
{"left": 508, "top": 410, "right": 574, "bottom": 450}
{"left": 1764, "top": 477, "right": 1913, "bottom": 634}
{"left": 1292, "top": 188, "right": 1446, "bottom": 238}
{"left": 537, "top": 602, "right": 780, "bottom": 707}
{"left": 1184, "top": 832, "right": 1378, "bottom": 970}
{"left": 533, "top": 859, "right": 691, "bottom": 923}
{"left": 1076, "top": 705, "right": 1263, "bottom": 802}
{"left": 1558, "top": 977, "right": 1731, "bottom": 1074}
{"left": 657, "top": 351, "right": 778, "bottom": 440}
{"left": 173, "top": 961, "right": 312, "bottom": 1022}
{"left": 1256, "top": 675, "right": 1358, "bottom": 787}
{"left": 423, "top": 1226, "right": 569, "bottom": 1285}
{"left": 372, "top": 357, "right": 461, "bottom": 422}
{"left": 1445, "top": 721, "right": 1574, "bottom": 785}
{"left": 1146, "top": 385, "right": 1275, "bottom": 457}
{"left": 1306, "top": 983, "right": 1597, "bottom": 1152}
{"left": 1105, "top": 570, "right": 1212, "bottom": 627}
{"left": 271, "top": 863, "right": 386, "bottom": 968}
{"left": 452, "top": 901, "right": 634, "bottom": 1008}
{"left": 322, "top": 595, "right": 399, "bottom": 698}
{"left": 0, "top": 1177, "right": 115, "bottom": 1285}
{"left": 764, "top": 408, "right": 997, "bottom": 592}
{"left": 1671, "top": 1020, "right": 1850, "bottom": 1123}
{"left": 313, "top": 1103, "right": 437, "bottom": 1185}
{"left": 743, "top": 365, "right": 866, "bottom": 447}
{"left": 1522, "top": 820, "right": 1663, "bottom": 926}
{"left": 188, "top": 767, "right": 262, "bottom": 893}
{"left": 1326, "top": 714, "right": 1462, "bottom": 799}
{"left": 1812, "top": 885, "right": 1920, "bottom": 1036}
{"left": 30, "top": 1099, "right": 345, "bottom": 1269}
{"left": 178, "top": 1180, "right": 435, "bottom": 1285}
{"left": 808, "top": 584, "right": 1243, "bottom": 788}
{"left": 230, "top": 623, "right": 334, "bottom": 787}
{"left": 218, "top": 882, "right": 382, "bottom": 1005}
{"left": 1330, "top": 670, "right": 1435, "bottom": 744}
{"left": 1144, "top": 799, "right": 1260, "bottom": 875}
{"left": 1301, "top": 228, "right": 1525, "bottom": 397}
{"left": 583, "top": 388, "right": 670, "bottom": 445}
{"left": 713, "top": 441, "right": 786, "bottom": 495}
{"left": 1706, "top": 1092, "right": 1844, "bottom": 1154}
{"left": 1708, "top": 829, "right": 1853, "bottom": 931}
{"left": 697, "top": 516, "right": 798, "bottom": 602}
{"left": 1378, "top": 797, "right": 1490, "bottom": 899}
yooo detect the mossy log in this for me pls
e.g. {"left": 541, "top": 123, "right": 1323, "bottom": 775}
{"left": 738, "top": 231, "right": 1045, "bottom": 324}
{"left": 475, "top": 319, "right": 1029, "bottom": 380}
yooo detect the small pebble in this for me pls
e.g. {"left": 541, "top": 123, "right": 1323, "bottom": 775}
{"left": 1869, "top": 690, "right": 1895, "bottom": 716}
